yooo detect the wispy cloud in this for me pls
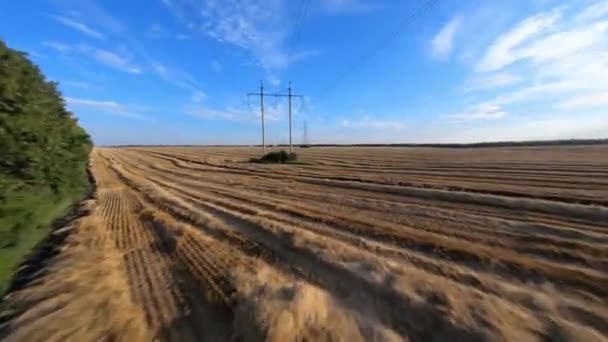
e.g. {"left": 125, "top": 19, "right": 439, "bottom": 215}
{"left": 43, "top": 41, "right": 141, "bottom": 74}
{"left": 443, "top": 103, "right": 508, "bottom": 121}
{"left": 198, "top": 0, "right": 289, "bottom": 69}
{"left": 266, "top": 75, "right": 281, "bottom": 86}
{"left": 341, "top": 116, "right": 405, "bottom": 129}
{"left": 65, "top": 1, "right": 208, "bottom": 96}
{"left": 492, "top": 81, "right": 588, "bottom": 106}
{"left": 43, "top": 41, "right": 72, "bottom": 52}
{"left": 475, "top": 10, "right": 561, "bottom": 72}
{"left": 162, "top": 0, "right": 318, "bottom": 70}
{"left": 191, "top": 91, "right": 206, "bottom": 103}
{"left": 431, "top": 16, "right": 462, "bottom": 60}
{"left": 461, "top": 72, "right": 522, "bottom": 92}
{"left": 153, "top": 62, "right": 205, "bottom": 99}
{"left": 185, "top": 97, "right": 290, "bottom": 122}
{"left": 449, "top": 80, "right": 587, "bottom": 121}
{"left": 93, "top": 49, "right": 141, "bottom": 74}
{"left": 50, "top": 14, "right": 105, "bottom": 39}
{"left": 557, "top": 91, "right": 608, "bottom": 110}
{"left": 576, "top": 0, "right": 608, "bottom": 22}
{"left": 452, "top": 1, "right": 608, "bottom": 127}
{"left": 66, "top": 97, "right": 148, "bottom": 120}
{"left": 61, "top": 81, "right": 92, "bottom": 89}
{"left": 321, "top": 0, "right": 385, "bottom": 14}
{"left": 184, "top": 105, "right": 255, "bottom": 121}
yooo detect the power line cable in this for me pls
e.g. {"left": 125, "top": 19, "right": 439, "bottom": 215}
{"left": 288, "top": 0, "right": 312, "bottom": 59}
{"left": 316, "top": 0, "right": 440, "bottom": 104}
{"left": 292, "top": 0, "right": 306, "bottom": 36}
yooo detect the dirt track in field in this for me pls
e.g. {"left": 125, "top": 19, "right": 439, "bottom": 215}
{"left": 2, "top": 145, "right": 608, "bottom": 341}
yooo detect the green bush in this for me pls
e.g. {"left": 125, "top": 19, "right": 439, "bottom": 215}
{"left": 0, "top": 39, "right": 92, "bottom": 291}
{"left": 250, "top": 150, "right": 298, "bottom": 163}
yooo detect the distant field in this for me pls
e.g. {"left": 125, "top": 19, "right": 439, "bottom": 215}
{"left": 2, "top": 145, "right": 608, "bottom": 341}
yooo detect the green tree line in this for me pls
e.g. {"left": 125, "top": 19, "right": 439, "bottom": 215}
{"left": 0, "top": 39, "right": 92, "bottom": 290}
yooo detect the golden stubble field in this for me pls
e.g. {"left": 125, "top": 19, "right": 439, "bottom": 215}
{"left": 2, "top": 145, "right": 608, "bottom": 341}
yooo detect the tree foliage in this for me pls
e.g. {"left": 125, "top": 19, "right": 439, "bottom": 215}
{"left": 0, "top": 39, "right": 92, "bottom": 250}
{"left": 250, "top": 150, "right": 298, "bottom": 164}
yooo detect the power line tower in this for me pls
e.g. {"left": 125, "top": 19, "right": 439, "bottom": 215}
{"left": 247, "top": 82, "right": 304, "bottom": 154}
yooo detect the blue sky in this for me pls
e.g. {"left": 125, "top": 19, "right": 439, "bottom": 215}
{"left": 1, "top": 0, "right": 607, "bottom": 145}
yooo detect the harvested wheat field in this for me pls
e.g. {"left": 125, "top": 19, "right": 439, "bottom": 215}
{"left": 2, "top": 145, "right": 608, "bottom": 341}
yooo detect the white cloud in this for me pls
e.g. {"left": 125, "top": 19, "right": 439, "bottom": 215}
{"left": 263, "top": 100, "right": 289, "bottom": 121}
{"left": 476, "top": 10, "right": 560, "bottom": 72}
{"left": 453, "top": 1, "right": 608, "bottom": 132}
{"left": 435, "top": 113, "right": 608, "bottom": 143}
{"left": 534, "top": 51, "right": 608, "bottom": 90}
{"left": 62, "top": 81, "right": 92, "bottom": 89}
{"left": 187, "top": 98, "right": 289, "bottom": 123}
{"left": 443, "top": 103, "right": 508, "bottom": 121}
{"left": 341, "top": 116, "right": 405, "bottom": 129}
{"left": 191, "top": 90, "right": 206, "bottom": 103}
{"left": 184, "top": 105, "right": 254, "bottom": 121}
{"left": 66, "top": 97, "right": 148, "bottom": 119}
{"left": 199, "top": 0, "right": 288, "bottom": 69}
{"left": 93, "top": 49, "right": 141, "bottom": 74}
{"left": 308, "top": 111, "right": 608, "bottom": 144}
{"left": 515, "top": 21, "right": 608, "bottom": 66}
{"left": 462, "top": 72, "right": 522, "bottom": 92}
{"left": 266, "top": 75, "right": 281, "bottom": 86}
{"left": 43, "top": 41, "right": 72, "bottom": 52}
{"left": 47, "top": 1, "right": 209, "bottom": 101}
{"left": 50, "top": 14, "right": 105, "bottom": 39}
{"left": 450, "top": 80, "right": 587, "bottom": 121}
{"left": 576, "top": 0, "right": 608, "bottom": 22}
{"left": 557, "top": 91, "right": 608, "bottom": 110}
{"left": 176, "top": 34, "right": 189, "bottom": 40}
{"left": 162, "top": 0, "right": 317, "bottom": 70}
{"left": 431, "top": 16, "right": 462, "bottom": 60}
{"left": 42, "top": 41, "right": 141, "bottom": 74}
{"left": 521, "top": 115, "right": 608, "bottom": 140}
{"left": 493, "top": 80, "right": 587, "bottom": 106}
{"left": 153, "top": 62, "right": 205, "bottom": 95}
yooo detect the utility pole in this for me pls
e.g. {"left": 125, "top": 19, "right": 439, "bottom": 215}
{"left": 260, "top": 82, "right": 265, "bottom": 154}
{"left": 288, "top": 82, "right": 293, "bottom": 152}
{"left": 248, "top": 82, "right": 267, "bottom": 154}
{"left": 272, "top": 83, "right": 302, "bottom": 153}
{"left": 247, "top": 82, "right": 304, "bottom": 155}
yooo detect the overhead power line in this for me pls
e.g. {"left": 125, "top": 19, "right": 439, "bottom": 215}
{"left": 286, "top": 0, "right": 312, "bottom": 66}
{"left": 316, "top": 0, "right": 440, "bottom": 102}
{"left": 290, "top": 0, "right": 312, "bottom": 52}
{"left": 291, "top": 0, "right": 306, "bottom": 38}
